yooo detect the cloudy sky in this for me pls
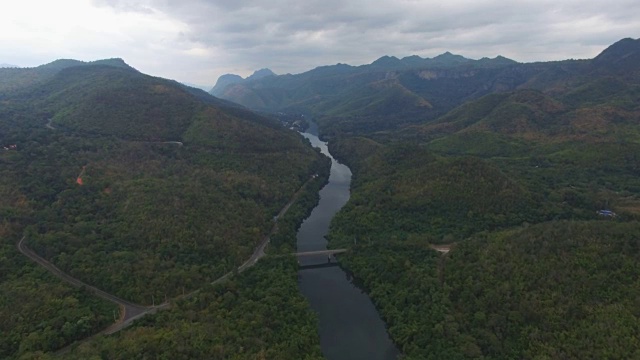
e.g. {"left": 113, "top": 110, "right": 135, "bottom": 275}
{"left": 1, "top": 0, "right": 638, "bottom": 88}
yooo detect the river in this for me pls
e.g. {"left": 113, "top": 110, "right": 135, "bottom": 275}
{"left": 297, "top": 123, "right": 399, "bottom": 360}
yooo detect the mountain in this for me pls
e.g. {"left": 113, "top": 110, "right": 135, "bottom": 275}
{"left": 324, "top": 38, "right": 640, "bottom": 359}
{"left": 210, "top": 51, "right": 536, "bottom": 136}
{"left": 215, "top": 39, "right": 639, "bottom": 138}
{"left": 209, "top": 68, "right": 276, "bottom": 97}
{"left": 0, "top": 63, "right": 18, "bottom": 68}
{"left": 591, "top": 37, "right": 640, "bottom": 73}
{"left": 401, "top": 38, "right": 640, "bottom": 146}
{"left": 0, "top": 58, "right": 327, "bottom": 357}
{"left": 0, "top": 58, "right": 135, "bottom": 94}
{"left": 180, "top": 81, "right": 213, "bottom": 91}
{"left": 246, "top": 68, "right": 276, "bottom": 80}
{"left": 209, "top": 73, "right": 244, "bottom": 95}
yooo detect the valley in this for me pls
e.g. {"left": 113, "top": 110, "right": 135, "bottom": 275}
{"left": 1, "top": 36, "right": 640, "bottom": 359}
{"left": 214, "top": 37, "right": 640, "bottom": 358}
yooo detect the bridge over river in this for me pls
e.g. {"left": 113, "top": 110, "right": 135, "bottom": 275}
{"left": 294, "top": 248, "right": 348, "bottom": 257}
{"left": 294, "top": 245, "right": 449, "bottom": 257}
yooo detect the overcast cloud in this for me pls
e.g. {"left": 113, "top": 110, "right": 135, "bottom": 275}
{"left": 1, "top": 0, "right": 638, "bottom": 88}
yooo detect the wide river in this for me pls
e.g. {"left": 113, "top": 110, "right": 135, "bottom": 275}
{"left": 297, "top": 123, "right": 399, "bottom": 360}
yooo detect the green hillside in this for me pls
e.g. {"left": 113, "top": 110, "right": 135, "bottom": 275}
{"left": 3, "top": 37, "right": 640, "bottom": 359}
{"left": 324, "top": 38, "right": 640, "bottom": 358}
{"left": 216, "top": 38, "right": 639, "bottom": 139}
{"left": 403, "top": 38, "right": 640, "bottom": 143}
{"left": 24, "top": 259, "right": 324, "bottom": 360}
{"left": 329, "top": 138, "right": 575, "bottom": 246}
{"left": 0, "top": 58, "right": 132, "bottom": 95}
{"left": 338, "top": 221, "right": 640, "bottom": 359}
{"left": 0, "top": 59, "right": 327, "bottom": 358}
{"left": 215, "top": 53, "right": 534, "bottom": 135}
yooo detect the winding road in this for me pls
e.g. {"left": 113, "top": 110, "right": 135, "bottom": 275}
{"left": 17, "top": 237, "right": 149, "bottom": 325}
{"left": 19, "top": 173, "right": 318, "bottom": 341}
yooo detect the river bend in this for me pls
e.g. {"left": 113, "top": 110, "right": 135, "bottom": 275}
{"left": 297, "top": 126, "right": 399, "bottom": 360}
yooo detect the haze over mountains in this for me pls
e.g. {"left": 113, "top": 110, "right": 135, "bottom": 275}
{"left": 210, "top": 68, "right": 276, "bottom": 97}
{"left": 211, "top": 38, "right": 640, "bottom": 137}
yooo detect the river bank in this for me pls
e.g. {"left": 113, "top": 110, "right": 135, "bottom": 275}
{"left": 296, "top": 125, "right": 399, "bottom": 360}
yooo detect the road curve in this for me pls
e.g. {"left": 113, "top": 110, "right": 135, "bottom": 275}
{"left": 26, "top": 172, "right": 319, "bottom": 347}
{"left": 17, "top": 237, "right": 149, "bottom": 323}
{"left": 45, "top": 118, "right": 56, "bottom": 130}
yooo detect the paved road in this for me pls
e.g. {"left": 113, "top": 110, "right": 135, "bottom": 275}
{"left": 238, "top": 175, "right": 316, "bottom": 272}
{"left": 17, "top": 237, "right": 150, "bottom": 323}
{"left": 27, "top": 173, "right": 318, "bottom": 343}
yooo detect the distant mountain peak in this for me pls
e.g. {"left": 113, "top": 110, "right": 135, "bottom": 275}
{"left": 38, "top": 58, "right": 134, "bottom": 71}
{"left": 247, "top": 68, "right": 276, "bottom": 81}
{"left": 210, "top": 68, "right": 276, "bottom": 96}
{"left": 210, "top": 74, "right": 244, "bottom": 96}
{"left": 477, "top": 55, "right": 518, "bottom": 66}
{"left": 373, "top": 55, "right": 400, "bottom": 62}
{"left": 371, "top": 56, "right": 403, "bottom": 69}
{"left": 96, "top": 58, "right": 130, "bottom": 67}
{"left": 593, "top": 37, "right": 640, "bottom": 64}
{"left": 433, "top": 51, "right": 469, "bottom": 61}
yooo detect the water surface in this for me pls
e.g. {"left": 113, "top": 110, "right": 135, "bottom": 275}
{"left": 297, "top": 126, "right": 399, "bottom": 360}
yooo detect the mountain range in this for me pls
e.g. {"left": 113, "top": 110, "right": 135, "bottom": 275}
{"left": 2, "top": 36, "right": 640, "bottom": 360}
{"left": 321, "top": 37, "right": 640, "bottom": 359}
{"left": 211, "top": 38, "right": 640, "bottom": 137}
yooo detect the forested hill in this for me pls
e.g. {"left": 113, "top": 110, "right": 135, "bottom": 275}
{"left": 211, "top": 51, "right": 523, "bottom": 135}
{"left": 401, "top": 38, "right": 640, "bottom": 144}
{"left": 214, "top": 38, "right": 639, "bottom": 137}
{"left": 0, "top": 58, "right": 131, "bottom": 94}
{"left": 324, "top": 37, "right": 640, "bottom": 359}
{"left": 0, "top": 59, "right": 327, "bottom": 358}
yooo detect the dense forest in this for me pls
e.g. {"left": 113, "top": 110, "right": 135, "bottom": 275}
{"left": 24, "top": 258, "right": 324, "bottom": 360}
{"left": 324, "top": 37, "right": 640, "bottom": 358}
{"left": 0, "top": 59, "right": 328, "bottom": 358}
{"left": 326, "top": 105, "right": 640, "bottom": 358}
{"left": 20, "top": 146, "right": 331, "bottom": 360}
{"left": 338, "top": 221, "right": 640, "bottom": 359}
{"left": 3, "top": 37, "right": 640, "bottom": 359}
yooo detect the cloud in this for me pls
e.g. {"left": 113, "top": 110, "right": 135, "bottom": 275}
{"left": 3, "top": 0, "right": 640, "bottom": 85}
{"left": 124, "top": 0, "right": 640, "bottom": 78}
